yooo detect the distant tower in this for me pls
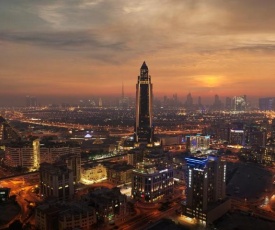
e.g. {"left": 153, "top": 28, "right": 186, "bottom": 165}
{"left": 212, "top": 94, "right": 222, "bottom": 110}
{"left": 259, "top": 97, "right": 275, "bottom": 111}
{"left": 134, "top": 62, "right": 154, "bottom": 145}
{"left": 225, "top": 97, "right": 232, "bottom": 110}
{"left": 185, "top": 93, "right": 193, "bottom": 110}
{"left": 119, "top": 82, "right": 129, "bottom": 108}
{"left": 232, "top": 95, "right": 247, "bottom": 111}
{"left": 122, "top": 81, "right": 125, "bottom": 99}
{"left": 198, "top": 96, "right": 202, "bottom": 106}
{"left": 98, "top": 98, "right": 102, "bottom": 107}
{"left": 26, "top": 95, "right": 37, "bottom": 107}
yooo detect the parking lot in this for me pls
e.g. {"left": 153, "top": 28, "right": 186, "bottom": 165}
{"left": 226, "top": 162, "right": 273, "bottom": 201}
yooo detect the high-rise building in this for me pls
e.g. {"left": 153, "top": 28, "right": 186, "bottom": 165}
{"left": 0, "top": 116, "right": 21, "bottom": 143}
{"left": 134, "top": 62, "right": 154, "bottom": 145}
{"left": 271, "top": 119, "right": 275, "bottom": 139}
{"left": 198, "top": 96, "right": 203, "bottom": 108}
{"left": 98, "top": 98, "right": 103, "bottom": 107}
{"left": 119, "top": 82, "right": 129, "bottom": 108}
{"left": 60, "top": 153, "right": 81, "bottom": 184}
{"left": 245, "top": 124, "right": 267, "bottom": 147}
{"left": 212, "top": 94, "right": 223, "bottom": 110}
{"left": 182, "top": 156, "right": 230, "bottom": 226}
{"left": 232, "top": 95, "right": 247, "bottom": 111}
{"left": 259, "top": 97, "right": 275, "bottom": 111}
{"left": 26, "top": 95, "right": 37, "bottom": 107}
{"left": 265, "top": 139, "right": 275, "bottom": 164}
{"left": 225, "top": 97, "right": 232, "bottom": 110}
{"left": 185, "top": 93, "right": 194, "bottom": 110}
{"left": 229, "top": 122, "right": 245, "bottom": 145}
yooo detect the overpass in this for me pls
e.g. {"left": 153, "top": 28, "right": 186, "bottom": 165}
{"left": 0, "top": 171, "right": 39, "bottom": 182}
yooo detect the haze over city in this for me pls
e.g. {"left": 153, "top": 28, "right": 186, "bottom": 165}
{"left": 2, "top": 2, "right": 275, "bottom": 229}
{"left": 1, "top": 0, "right": 275, "bottom": 106}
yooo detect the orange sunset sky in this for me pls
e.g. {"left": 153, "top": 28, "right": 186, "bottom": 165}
{"left": 1, "top": 0, "right": 275, "bottom": 106}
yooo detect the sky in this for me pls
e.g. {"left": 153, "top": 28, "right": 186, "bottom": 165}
{"left": 1, "top": 0, "right": 275, "bottom": 106}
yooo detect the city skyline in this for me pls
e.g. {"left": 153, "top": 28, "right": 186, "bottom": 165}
{"left": 1, "top": 0, "right": 275, "bottom": 106}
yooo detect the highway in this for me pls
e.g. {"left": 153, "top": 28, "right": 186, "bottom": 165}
{"left": 0, "top": 171, "right": 39, "bottom": 182}
{"left": 0, "top": 175, "right": 41, "bottom": 227}
{"left": 118, "top": 202, "right": 181, "bottom": 230}
{"left": 231, "top": 197, "right": 275, "bottom": 221}
{"left": 10, "top": 115, "right": 203, "bottom": 137}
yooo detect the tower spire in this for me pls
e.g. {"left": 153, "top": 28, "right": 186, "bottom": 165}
{"left": 141, "top": 61, "right": 148, "bottom": 70}
{"left": 122, "top": 81, "right": 124, "bottom": 99}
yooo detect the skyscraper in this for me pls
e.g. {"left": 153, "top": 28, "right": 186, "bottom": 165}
{"left": 259, "top": 97, "right": 275, "bottom": 111}
{"left": 185, "top": 93, "right": 194, "bottom": 110}
{"left": 182, "top": 155, "right": 230, "bottom": 226}
{"left": 0, "top": 116, "right": 21, "bottom": 143}
{"left": 212, "top": 94, "right": 222, "bottom": 110}
{"left": 225, "top": 97, "right": 232, "bottom": 110}
{"left": 134, "top": 62, "right": 153, "bottom": 145}
{"left": 119, "top": 82, "right": 129, "bottom": 108}
{"left": 26, "top": 95, "right": 37, "bottom": 107}
{"left": 232, "top": 95, "right": 247, "bottom": 111}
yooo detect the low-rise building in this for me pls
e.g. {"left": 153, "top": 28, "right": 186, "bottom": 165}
{"left": 127, "top": 148, "right": 143, "bottom": 166}
{"left": 39, "top": 163, "right": 74, "bottom": 201}
{"left": 81, "top": 163, "right": 107, "bottom": 182}
{"left": 40, "top": 141, "right": 81, "bottom": 164}
{"left": 0, "top": 187, "right": 10, "bottom": 203}
{"left": 58, "top": 202, "right": 96, "bottom": 230}
{"left": 106, "top": 162, "right": 134, "bottom": 185}
{"left": 131, "top": 161, "right": 174, "bottom": 203}
{"left": 35, "top": 202, "right": 61, "bottom": 230}
{"left": 82, "top": 187, "right": 128, "bottom": 224}
{"left": 5, "top": 140, "right": 40, "bottom": 170}
{"left": 186, "top": 134, "right": 210, "bottom": 154}
{"left": 80, "top": 138, "right": 117, "bottom": 154}
{"left": 35, "top": 201, "right": 96, "bottom": 230}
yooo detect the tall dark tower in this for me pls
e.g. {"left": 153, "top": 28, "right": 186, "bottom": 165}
{"left": 134, "top": 61, "right": 153, "bottom": 145}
